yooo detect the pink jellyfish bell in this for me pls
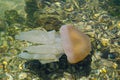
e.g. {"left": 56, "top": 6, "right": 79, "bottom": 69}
{"left": 60, "top": 24, "right": 91, "bottom": 64}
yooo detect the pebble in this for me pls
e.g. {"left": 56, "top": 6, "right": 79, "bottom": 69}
{"left": 63, "top": 72, "right": 73, "bottom": 79}
{"left": 101, "top": 38, "right": 110, "bottom": 46}
{"left": 85, "top": 25, "right": 92, "bottom": 30}
{"left": 6, "top": 73, "right": 13, "bottom": 80}
{"left": 79, "top": 77, "right": 88, "bottom": 80}
{"left": 93, "top": 13, "right": 100, "bottom": 19}
{"left": 98, "top": 14, "right": 110, "bottom": 23}
{"left": 117, "top": 21, "right": 120, "bottom": 29}
{"left": 18, "top": 72, "right": 27, "bottom": 80}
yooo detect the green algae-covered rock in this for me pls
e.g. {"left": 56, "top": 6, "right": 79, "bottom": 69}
{"left": 0, "top": 0, "right": 25, "bottom": 18}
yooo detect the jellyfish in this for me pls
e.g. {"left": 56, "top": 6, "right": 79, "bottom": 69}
{"left": 15, "top": 24, "right": 91, "bottom": 64}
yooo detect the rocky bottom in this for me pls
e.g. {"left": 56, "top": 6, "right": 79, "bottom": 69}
{"left": 25, "top": 54, "right": 92, "bottom": 80}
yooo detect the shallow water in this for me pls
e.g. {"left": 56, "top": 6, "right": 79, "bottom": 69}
{"left": 0, "top": 0, "right": 120, "bottom": 80}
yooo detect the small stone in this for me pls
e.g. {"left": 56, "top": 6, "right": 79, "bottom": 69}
{"left": 112, "top": 63, "right": 118, "bottom": 69}
{"left": 117, "top": 31, "right": 120, "bottom": 35}
{"left": 6, "top": 73, "right": 13, "bottom": 80}
{"left": 93, "top": 13, "right": 100, "bottom": 19}
{"left": 85, "top": 25, "right": 92, "bottom": 30}
{"left": 61, "top": 78, "right": 66, "bottom": 80}
{"left": 101, "top": 38, "right": 110, "bottom": 46}
{"left": 87, "top": 31, "right": 95, "bottom": 37}
{"left": 18, "top": 72, "right": 27, "bottom": 80}
{"left": 117, "top": 21, "right": 120, "bottom": 29}
{"left": 62, "top": 72, "right": 75, "bottom": 80}
{"left": 79, "top": 76, "right": 88, "bottom": 80}
{"left": 99, "top": 68, "right": 107, "bottom": 73}
{"left": 98, "top": 14, "right": 110, "bottom": 23}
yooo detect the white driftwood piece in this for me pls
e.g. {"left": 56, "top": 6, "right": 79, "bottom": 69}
{"left": 15, "top": 30, "right": 64, "bottom": 64}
